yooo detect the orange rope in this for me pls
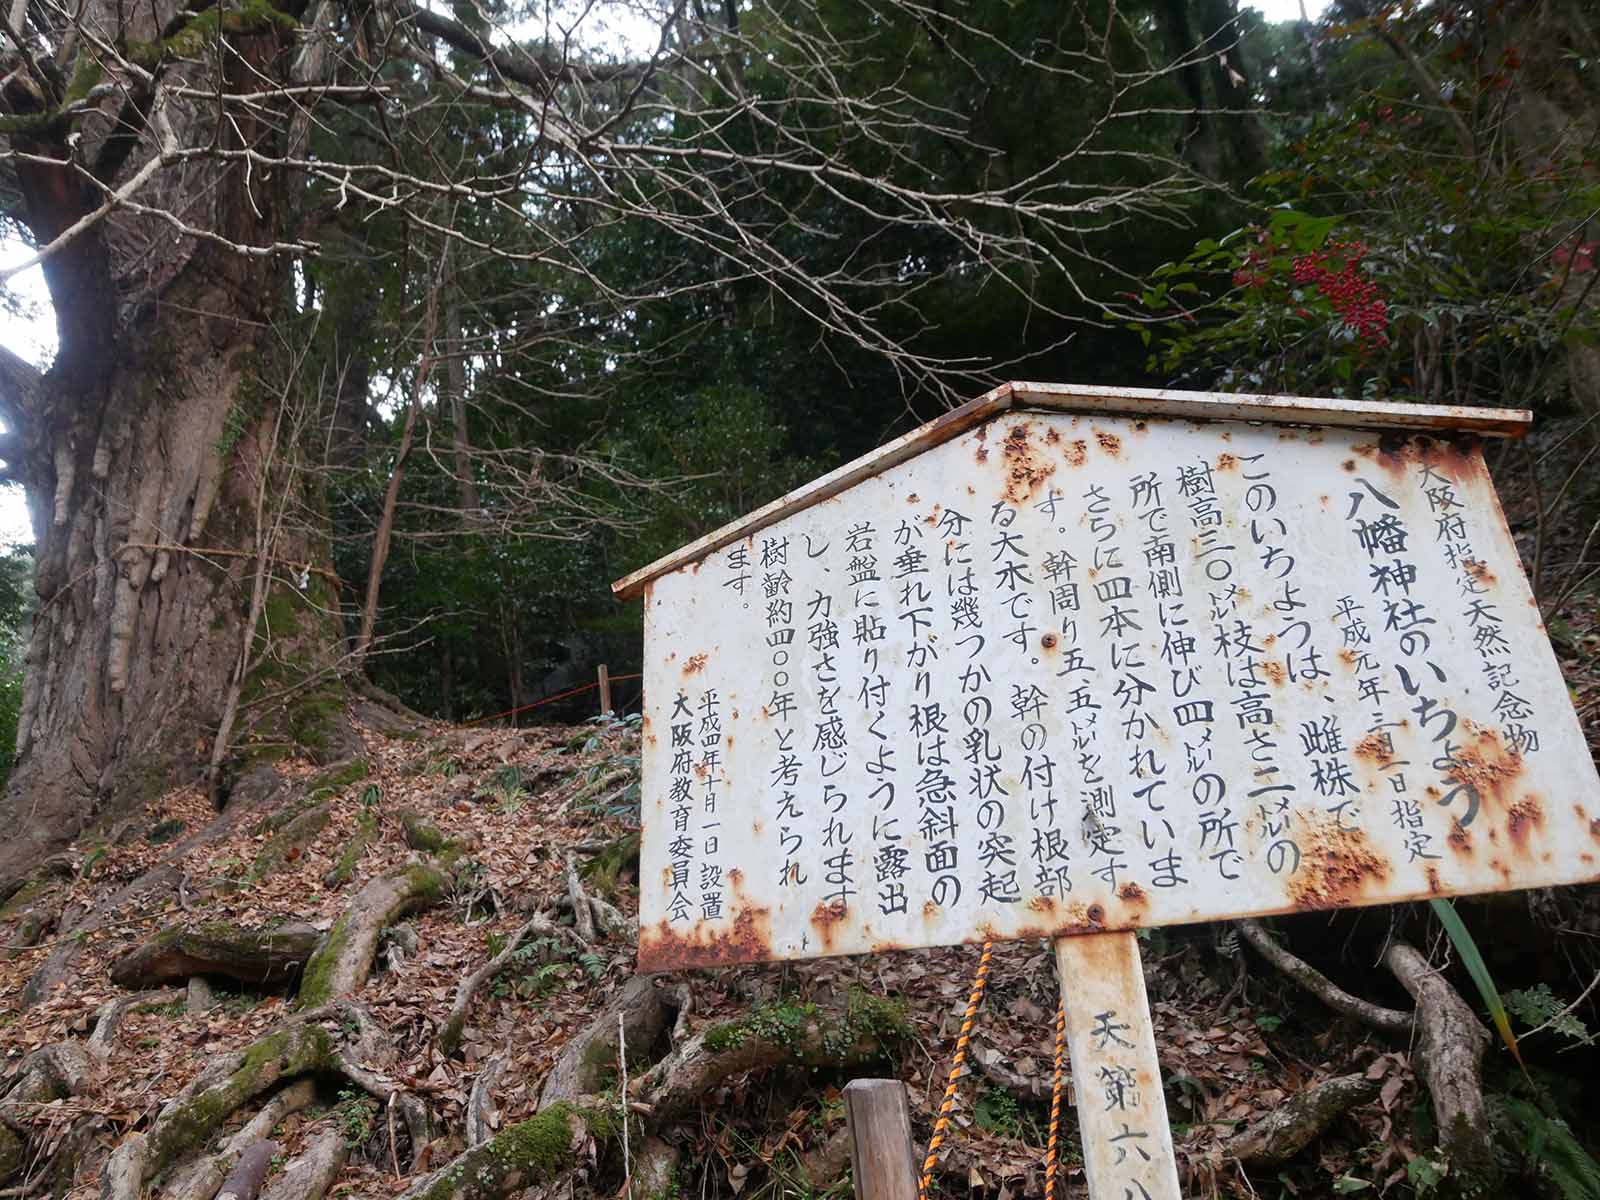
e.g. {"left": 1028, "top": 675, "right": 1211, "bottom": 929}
{"left": 918, "top": 940, "right": 994, "bottom": 1200}
{"left": 1045, "top": 999, "right": 1067, "bottom": 1200}
{"left": 462, "top": 673, "right": 643, "bottom": 726}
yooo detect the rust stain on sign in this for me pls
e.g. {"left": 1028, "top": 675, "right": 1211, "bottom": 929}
{"left": 638, "top": 906, "right": 774, "bottom": 973}
{"left": 1287, "top": 820, "right": 1390, "bottom": 910}
{"left": 1001, "top": 422, "right": 1057, "bottom": 504}
{"left": 632, "top": 406, "right": 1599, "bottom": 970}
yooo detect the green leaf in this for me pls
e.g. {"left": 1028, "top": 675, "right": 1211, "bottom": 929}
{"left": 1333, "top": 1175, "right": 1372, "bottom": 1193}
{"left": 1428, "top": 898, "right": 1524, "bottom": 1069}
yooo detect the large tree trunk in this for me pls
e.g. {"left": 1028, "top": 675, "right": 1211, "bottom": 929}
{"left": 0, "top": 19, "right": 347, "bottom": 897}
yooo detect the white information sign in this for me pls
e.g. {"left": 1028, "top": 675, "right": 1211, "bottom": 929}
{"left": 629, "top": 404, "right": 1600, "bottom": 972}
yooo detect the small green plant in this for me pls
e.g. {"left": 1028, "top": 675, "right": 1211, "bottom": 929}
{"left": 1506, "top": 984, "right": 1594, "bottom": 1047}
{"left": 1255, "top": 1013, "right": 1285, "bottom": 1033}
{"left": 489, "top": 937, "right": 572, "bottom": 999}
{"left": 135, "top": 998, "right": 187, "bottom": 1017}
{"left": 334, "top": 1088, "right": 378, "bottom": 1147}
{"left": 578, "top": 951, "right": 608, "bottom": 981}
{"left": 474, "top": 767, "right": 528, "bottom": 813}
{"left": 146, "top": 818, "right": 186, "bottom": 845}
{"left": 975, "top": 1087, "right": 1023, "bottom": 1138}
{"left": 79, "top": 846, "right": 108, "bottom": 879}
{"left": 359, "top": 783, "right": 381, "bottom": 807}
{"left": 1498, "top": 1095, "right": 1600, "bottom": 1200}
{"left": 1406, "top": 1155, "right": 1447, "bottom": 1195}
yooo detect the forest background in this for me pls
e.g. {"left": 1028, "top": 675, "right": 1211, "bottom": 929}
{"left": 3, "top": 0, "right": 1600, "bottom": 1198}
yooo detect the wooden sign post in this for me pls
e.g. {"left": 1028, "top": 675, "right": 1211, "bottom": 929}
{"left": 1055, "top": 932, "right": 1180, "bottom": 1199}
{"left": 614, "top": 382, "right": 1599, "bottom": 1200}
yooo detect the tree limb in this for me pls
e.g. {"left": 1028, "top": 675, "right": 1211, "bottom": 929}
{"left": 1237, "top": 919, "right": 1413, "bottom": 1035}
{"left": 1383, "top": 941, "right": 1499, "bottom": 1187}
{"left": 0, "top": 345, "right": 40, "bottom": 439}
{"left": 1225, "top": 1074, "right": 1379, "bottom": 1167}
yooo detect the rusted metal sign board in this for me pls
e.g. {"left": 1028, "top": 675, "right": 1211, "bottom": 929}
{"left": 625, "top": 401, "right": 1595, "bottom": 973}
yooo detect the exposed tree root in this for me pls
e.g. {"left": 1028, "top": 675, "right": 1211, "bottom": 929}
{"left": 398, "top": 811, "right": 454, "bottom": 856}
{"left": 249, "top": 806, "right": 332, "bottom": 880}
{"left": 187, "top": 977, "right": 219, "bottom": 1015}
{"left": 323, "top": 813, "right": 378, "bottom": 890}
{"left": 101, "top": 1023, "right": 335, "bottom": 1200}
{"left": 1225, "top": 1074, "right": 1379, "bottom": 1167}
{"left": 466, "top": 1055, "right": 507, "bottom": 1149}
{"left": 1, "top": 906, "right": 57, "bottom": 962}
{"left": 297, "top": 866, "right": 449, "bottom": 1007}
{"left": 438, "top": 914, "right": 582, "bottom": 1058}
{"left": 258, "top": 1130, "right": 347, "bottom": 1200}
{"left": 89, "top": 990, "right": 185, "bottom": 1057}
{"left": 1383, "top": 941, "right": 1499, "bottom": 1190}
{"left": 110, "top": 922, "right": 323, "bottom": 989}
{"left": 540, "top": 977, "right": 670, "bottom": 1108}
{"left": 162, "top": 1081, "right": 317, "bottom": 1200}
{"left": 972, "top": 1035, "right": 1050, "bottom": 1102}
{"left": 21, "top": 777, "right": 291, "bottom": 1008}
{"left": 564, "top": 856, "right": 595, "bottom": 942}
{"left": 791, "top": 1126, "right": 851, "bottom": 1192}
{"left": 0, "top": 1124, "right": 23, "bottom": 1184}
{"left": 394, "top": 1103, "right": 607, "bottom": 1200}
{"left": 1237, "top": 919, "right": 1412, "bottom": 1034}
{"left": 632, "top": 996, "right": 907, "bottom": 1123}
{"left": 213, "top": 1139, "right": 278, "bottom": 1200}
{"left": 629, "top": 1137, "right": 680, "bottom": 1198}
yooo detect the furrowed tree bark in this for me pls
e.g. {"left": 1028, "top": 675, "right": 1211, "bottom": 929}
{"left": 0, "top": 11, "right": 349, "bottom": 898}
{"left": 1383, "top": 941, "right": 1500, "bottom": 1191}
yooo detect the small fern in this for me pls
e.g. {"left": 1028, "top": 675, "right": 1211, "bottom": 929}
{"left": 1500, "top": 1096, "right": 1600, "bottom": 1200}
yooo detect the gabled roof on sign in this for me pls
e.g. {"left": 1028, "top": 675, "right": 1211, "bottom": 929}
{"left": 610, "top": 381, "right": 1532, "bottom": 600}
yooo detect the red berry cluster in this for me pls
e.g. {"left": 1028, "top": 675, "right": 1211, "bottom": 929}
{"left": 1291, "top": 240, "right": 1389, "bottom": 347}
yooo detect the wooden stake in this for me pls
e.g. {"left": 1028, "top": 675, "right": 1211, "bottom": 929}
{"left": 597, "top": 663, "right": 612, "bottom": 716}
{"left": 1054, "top": 931, "right": 1182, "bottom": 1200}
{"left": 844, "top": 1079, "right": 918, "bottom": 1200}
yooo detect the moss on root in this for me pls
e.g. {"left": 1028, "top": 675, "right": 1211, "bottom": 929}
{"left": 404, "top": 1103, "right": 612, "bottom": 1200}
{"left": 701, "top": 989, "right": 910, "bottom": 1060}
{"left": 144, "top": 1025, "right": 332, "bottom": 1173}
{"left": 248, "top": 804, "right": 330, "bottom": 880}
{"left": 399, "top": 810, "right": 452, "bottom": 855}
{"left": 0, "top": 881, "right": 44, "bottom": 920}
{"left": 297, "top": 866, "right": 448, "bottom": 1008}
{"left": 324, "top": 811, "right": 378, "bottom": 888}
{"left": 308, "top": 758, "right": 369, "bottom": 799}
{"left": 295, "top": 914, "right": 353, "bottom": 1009}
